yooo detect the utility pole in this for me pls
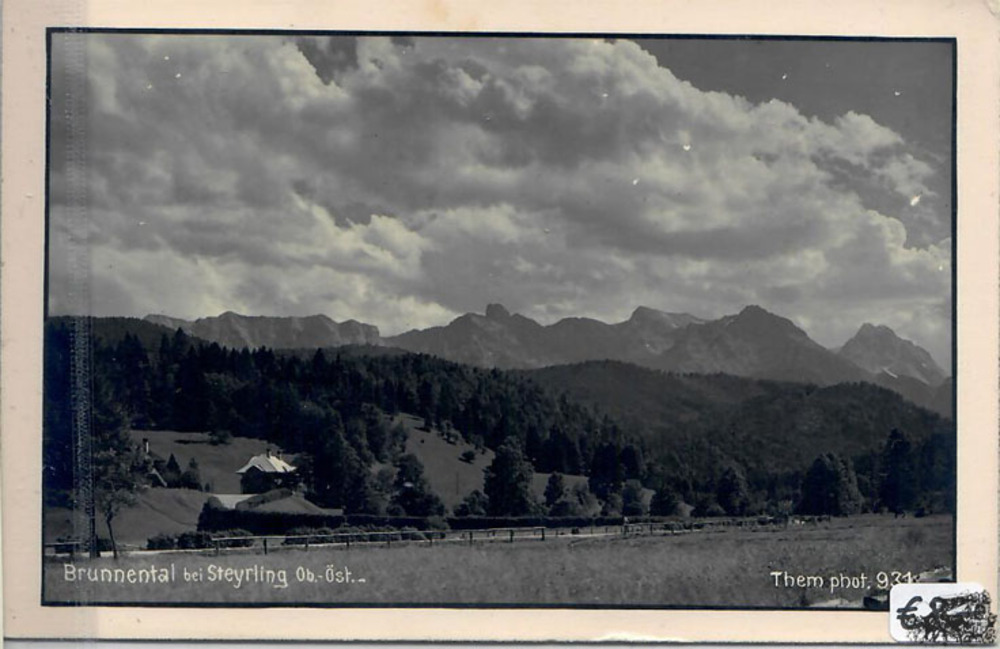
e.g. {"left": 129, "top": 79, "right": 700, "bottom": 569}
{"left": 63, "top": 30, "right": 98, "bottom": 558}
{"left": 72, "top": 315, "right": 98, "bottom": 558}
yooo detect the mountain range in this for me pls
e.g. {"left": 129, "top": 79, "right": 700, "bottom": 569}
{"left": 145, "top": 312, "right": 380, "bottom": 350}
{"left": 142, "top": 305, "right": 952, "bottom": 416}
{"left": 385, "top": 303, "right": 706, "bottom": 369}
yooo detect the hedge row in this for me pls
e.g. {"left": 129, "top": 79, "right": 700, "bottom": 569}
{"left": 445, "top": 515, "right": 662, "bottom": 530}
{"left": 197, "top": 501, "right": 680, "bottom": 534}
{"left": 281, "top": 526, "right": 440, "bottom": 545}
{"left": 197, "top": 504, "right": 438, "bottom": 534}
{"left": 147, "top": 529, "right": 254, "bottom": 550}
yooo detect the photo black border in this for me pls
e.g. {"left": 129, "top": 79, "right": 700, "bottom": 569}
{"left": 39, "top": 27, "right": 960, "bottom": 612}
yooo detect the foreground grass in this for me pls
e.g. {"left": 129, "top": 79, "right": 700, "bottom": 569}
{"left": 45, "top": 514, "right": 951, "bottom": 607}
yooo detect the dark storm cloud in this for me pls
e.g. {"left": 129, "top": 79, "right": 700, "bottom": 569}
{"left": 295, "top": 36, "right": 359, "bottom": 83}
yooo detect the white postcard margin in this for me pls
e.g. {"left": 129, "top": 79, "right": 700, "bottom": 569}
{"left": 2, "top": 0, "right": 998, "bottom": 642}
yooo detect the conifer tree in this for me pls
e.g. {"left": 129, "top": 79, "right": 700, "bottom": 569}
{"left": 484, "top": 440, "right": 538, "bottom": 516}
{"left": 880, "top": 428, "right": 917, "bottom": 513}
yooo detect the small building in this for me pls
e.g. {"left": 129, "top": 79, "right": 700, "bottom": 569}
{"left": 207, "top": 490, "right": 343, "bottom": 516}
{"left": 141, "top": 437, "right": 169, "bottom": 487}
{"left": 235, "top": 450, "right": 299, "bottom": 494}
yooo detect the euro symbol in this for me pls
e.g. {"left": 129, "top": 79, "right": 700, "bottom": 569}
{"left": 897, "top": 595, "right": 923, "bottom": 631}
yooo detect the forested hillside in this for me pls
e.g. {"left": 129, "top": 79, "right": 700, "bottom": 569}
{"left": 525, "top": 361, "right": 954, "bottom": 514}
{"left": 44, "top": 318, "right": 954, "bottom": 520}
{"left": 44, "top": 320, "right": 643, "bottom": 517}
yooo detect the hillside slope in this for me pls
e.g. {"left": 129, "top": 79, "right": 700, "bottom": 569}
{"left": 128, "top": 431, "right": 284, "bottom": 494}
{"left": 45, "top": 488, "right": 211, "bottom": 545}
{"left": 525, "top": 361, "right": 951, "bottom": 480}
{"left": 397, "top": 413, "right": 590, "bottom": 512}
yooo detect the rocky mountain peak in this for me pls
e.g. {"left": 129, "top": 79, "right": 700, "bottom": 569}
{"left": 630, "top": 305, "right": 663, "bottom": 319}
{"left": 728, "top": 304, "right": 805, "bottom": 339}
{"left": 485, "top": 303, "right": 512, "bottom": 320}
{"left": 855, "top": 322, "right": 897, "bottom": 339}
{"left": 736, "top": 304, "right": 774, "bottom": 320}
{"left": 627, "top": 306, "right": 703, "bottom": 329}
{"left": 838, "top": 323, "right": 946, "bottom": 386}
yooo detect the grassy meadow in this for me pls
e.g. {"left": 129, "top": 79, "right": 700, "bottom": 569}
{"left": 398, "top": 414, "right": 594, "bottom": 510}
{"left": 45, "top": 487, "right": 212, "bottom": 545}
{"left": 45, "top": 513, "right": 952, "bottom": 608}
{"left": 127, "top": 430, "right": 278, "bottom": 493}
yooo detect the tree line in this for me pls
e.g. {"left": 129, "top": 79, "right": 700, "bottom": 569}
{"left": 44, "top": 322, "right": 647, "bottom": 517}
{"left": 44, "top": 318, "right": 954, "bottom": 543}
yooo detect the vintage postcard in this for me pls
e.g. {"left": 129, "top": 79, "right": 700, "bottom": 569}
{"left": 3, "top": 0, "right": 998, "bottom": 643}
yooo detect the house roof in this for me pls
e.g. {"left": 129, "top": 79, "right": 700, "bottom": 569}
{"left": 235, "top": 453, "right": 296, "bottom": 475}
{"left": 211, "top": 491, "right": 340, "bottom": 516}
{"left": 212, "top": 494, "right": 256, "bottom": 509}
{"left": 147, "top": 467, "right": 168, "bottom": 488}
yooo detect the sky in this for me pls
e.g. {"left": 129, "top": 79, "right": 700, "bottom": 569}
{"left": 48, "top": 34, "right": 954, "bottom": 366}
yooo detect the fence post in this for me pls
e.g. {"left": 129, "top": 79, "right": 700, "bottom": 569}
{"left": 305, "top": 537, "right": 309, "bottom": 551}
{"left": 509, "top": 529, "right": 514, "bottom": 543}
{"left": 541, "top": 527, "right": 546, "bottom": 541}
{"left": 468, "top": 531, "right": 473, "bottom": 546}
{"left": 346, "top": 535, "right": 350, "bottom": 550}
{"left": 214, "top": 539, "right": 220, "bottom": 556}
{"left": 263, "top": 538, "right": 268, "bottom": 555}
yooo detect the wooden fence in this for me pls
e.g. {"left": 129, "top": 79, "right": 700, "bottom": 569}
{"left": 45, "top": 514, "right": 826, "bottom": 558}
{"left": 211, "top": 526, "right": 549, "bottom": 555}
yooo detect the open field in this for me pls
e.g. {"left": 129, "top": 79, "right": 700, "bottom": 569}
{"left": 44, "top": 514, "right": 952, "bottom": 608}
{"left": 45, "top": 488, "right": 212, "bottom": 545}
{"left": 52, "top": 416, "right": 602, "bottom": 547}
{"left": 128, "top": 430, "right": 279, "bottom": 493}
{"left": 399, "top": 413, "right": 596, "bottom": 509}
{"left": 401, "top": 414, "right": 494, "bottom": 509}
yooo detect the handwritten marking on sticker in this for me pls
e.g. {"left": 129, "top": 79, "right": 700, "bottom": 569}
{"left": 890, "top": 583, "right": 996, "bottom": 643}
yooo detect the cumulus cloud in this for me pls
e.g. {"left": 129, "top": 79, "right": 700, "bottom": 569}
{"left": 48, "top": 34, "right": 952, "bottom": 366}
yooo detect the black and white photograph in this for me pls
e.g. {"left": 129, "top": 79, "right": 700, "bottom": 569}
{"left": 41, "top": 31, "right": 958, "bottom": 610}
